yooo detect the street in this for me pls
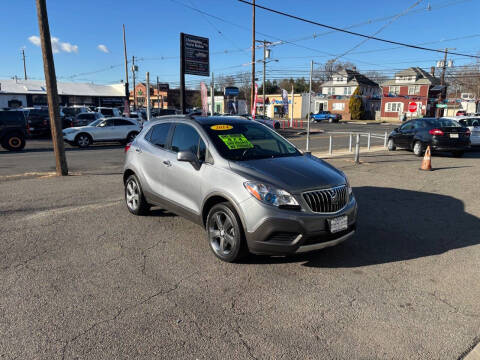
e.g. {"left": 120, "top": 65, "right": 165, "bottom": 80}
{"left": 1, "top": 140, "right": 480, "bottom": 359}
{"left": 0, "top": 122, "right": 397, "bottom": 176}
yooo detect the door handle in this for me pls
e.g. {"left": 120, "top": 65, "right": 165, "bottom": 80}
{"left": 163, "top": 160, "right": 172, "bottom": 167}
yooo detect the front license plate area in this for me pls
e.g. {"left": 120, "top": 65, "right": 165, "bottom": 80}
{"left": 328, "top": 216, "right": 348, "bottom": 233}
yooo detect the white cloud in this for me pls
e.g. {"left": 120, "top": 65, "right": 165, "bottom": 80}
{"left": 97, "top": 44, "right": 109, "bottom": 53}
{"left": 28, "top": 35, "right": 41, "bottom": 47}
{"left": 28, "top": 35, "right": 78, "bottom": 54}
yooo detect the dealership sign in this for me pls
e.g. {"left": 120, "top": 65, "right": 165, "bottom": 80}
{"left": 182, "top": 33, "right": 209, "bottom": 76}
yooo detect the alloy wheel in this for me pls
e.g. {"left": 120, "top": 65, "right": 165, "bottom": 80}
{"left": 77, "top": 135, "right": 90, "bottom": 147}
{"left": 126, "top": 179, "right": 140, "bottom": 211}
{"left": 208, "top": 211, "right": 236, "bottom": 257}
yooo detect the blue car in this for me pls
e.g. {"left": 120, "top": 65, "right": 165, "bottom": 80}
{"left": 310, "top": 111, "right": 342, "bottom": 123}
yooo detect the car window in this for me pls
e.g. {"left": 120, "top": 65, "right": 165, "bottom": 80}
{"left": 147, "top": 123, "right": 171, "bottom": 148}
{"left": 427, "top": 118, "right": 462, "bottom": 127}
{"left": 202, "top": 122, "right": 301, "bottom": 161}
{"left": 170, "top": 123, "right": 206, "bottom": 161}
{"left": 100, "top": 108, "right": 114, "bottom": 116}
{"left": 400, "top": 122, "right": 414, "bottom": 131}
{"left": 114, "top": 119, "right": 133, "bottom": 126}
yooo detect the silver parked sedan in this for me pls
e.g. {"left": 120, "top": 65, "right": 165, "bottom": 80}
{"left": 123, "top": 116, "right": 357, "bottom": 262}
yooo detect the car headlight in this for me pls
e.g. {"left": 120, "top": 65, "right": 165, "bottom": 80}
{"left": 244, "top": 181, "right": 299, "bottom": 208}
{"left": 346, "top": 177, "right": 353, "bottom": 196}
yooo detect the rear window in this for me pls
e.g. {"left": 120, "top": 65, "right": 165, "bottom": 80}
{"left": 426, "top": 118, "right": 462, "bottom": 127}
{"left": 99, "top": 108, "right": 114, "bottom": 116}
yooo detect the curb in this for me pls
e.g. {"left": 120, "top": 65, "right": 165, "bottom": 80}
{"left": 462, "top": 340, "right": 480, "bottom": 360}
{"left": 311, "top": 146, "right": 387, "bottom": 159}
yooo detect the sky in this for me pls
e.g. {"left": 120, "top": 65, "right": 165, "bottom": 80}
{"left": 1, "top": 0, "right": 479, "bottom": 88}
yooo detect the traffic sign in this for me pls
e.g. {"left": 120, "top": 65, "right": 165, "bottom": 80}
{"left": 408, "top": 102, "right": 417, "bottom": 113}
{"left": 436, "top": 104, "right": 448, "bottom": 108}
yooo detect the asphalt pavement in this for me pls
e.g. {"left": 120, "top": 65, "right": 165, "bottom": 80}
{"left": 1, "top": 144, "right": 480, "bottom": 359}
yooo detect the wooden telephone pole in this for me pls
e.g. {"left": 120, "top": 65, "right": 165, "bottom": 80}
{"left": 251, "top": 0, "right": 255, "bottom": 114}
{"left": 22, "top": 49, "right": 27, "bottom": 80}
{"left": 35, "top": 0, "right": 68, "bottom": 176}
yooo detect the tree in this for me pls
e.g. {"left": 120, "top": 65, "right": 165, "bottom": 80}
{"left": 349, "top": 87, "right": 364, "bottom": 120}
{"left": 363, "top": 70, "right": 388, "bottom": 85}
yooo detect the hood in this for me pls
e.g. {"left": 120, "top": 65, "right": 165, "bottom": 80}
{"left": 229, "top": 154, "right": 346, "bottom": 193}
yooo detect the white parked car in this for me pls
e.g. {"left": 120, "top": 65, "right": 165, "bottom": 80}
{"left": 62, "top": 117, "right": 141, "bottom": 147}
{"left": 457, "top": 117, "right": 480, "bottom": 146}
{"left": 446, "top": 116, "right": 480, "bottom": 146}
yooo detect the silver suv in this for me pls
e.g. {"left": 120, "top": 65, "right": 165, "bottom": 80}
{"left": 123, "top": 116, "right": 357, "bottom": 262}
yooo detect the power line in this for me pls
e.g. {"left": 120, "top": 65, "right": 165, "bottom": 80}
{"left": 237, "top": 0, "right": 480, "bottom": 59}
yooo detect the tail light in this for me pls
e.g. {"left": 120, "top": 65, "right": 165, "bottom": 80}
{"left": 26, "top": 123, "right": 31, "bottom": 135}
{"left": 125, "top": 143, "right": 131, "bottom": 153}
{"left": 465, "top": 129, "right": 471, "bottom": 136}
{"left": 429, "top": 129, "right": 444, "bottom": 136}
{"left": 43, "top": 119, "right": 47, "bottom": 126}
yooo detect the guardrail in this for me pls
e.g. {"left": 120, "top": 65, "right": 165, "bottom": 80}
{"left": 323, "top": 131, "right": 389, "bottom": 164}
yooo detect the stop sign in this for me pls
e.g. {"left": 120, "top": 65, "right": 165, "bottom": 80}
{"left": 408, "top": 102, "right": 418, "bottom": 112}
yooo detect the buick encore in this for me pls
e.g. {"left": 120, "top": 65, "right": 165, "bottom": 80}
{"left": 123, "top": 116, "right": 357, "bottom": 262}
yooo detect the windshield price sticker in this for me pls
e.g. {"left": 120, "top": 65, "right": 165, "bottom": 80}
{"left": 218, "top": 134, "right": 254, "bottom": 150}
{"left": 210, "top": 125, "right": 233, "bottom": 130}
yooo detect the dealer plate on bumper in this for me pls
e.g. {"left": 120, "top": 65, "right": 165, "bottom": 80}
{"left": 328, "top": 216, "right": 348, "bottom": 233}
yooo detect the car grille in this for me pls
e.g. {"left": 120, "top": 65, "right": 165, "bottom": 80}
{"left": 302, "top": 185, "right": 348, "bottom": 213}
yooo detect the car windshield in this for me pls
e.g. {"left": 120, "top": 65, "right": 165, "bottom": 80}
{"left": 428, "top": 118, "right": 462, "bottom": 127}
{"left": 88, "top": 119, "right": 102, "bottom": 127}
{"left": 202, "top": 121, "right": 301, "bottom": 161}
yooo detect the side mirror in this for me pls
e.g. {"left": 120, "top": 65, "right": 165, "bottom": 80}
{"left": 394, "top": 127, "right": 399, "bottom": 131}
{"left": 177, "top": 150, "right": 200, "bottom": 170}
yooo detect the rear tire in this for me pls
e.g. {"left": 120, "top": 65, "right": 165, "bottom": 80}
{"left": 75, "top": 133, "right": 92, "bottom": 148}
{"left": 125, "top": 174, "right": 150, "bottom": 215}
{"left": 206, "top": 202, "right": 248, "bottom": 262}
{"left": 1, "top": 133, "right": 25, "bottom": 151}
{"left": 452, "top": 151, "right": 464, "bottom": 158}
{"left": 413, "top": 141, "right": 424, "bottom": 157}
{"left": 387, "top": 138, "right": 396, "bottom": 151}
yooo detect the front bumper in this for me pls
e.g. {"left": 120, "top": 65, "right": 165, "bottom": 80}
{"left": 242, "top": 195, "right": 358, "bottom": 255}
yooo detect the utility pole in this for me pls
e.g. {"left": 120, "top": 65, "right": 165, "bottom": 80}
{"left": 146, "top": 72, "right": 151, "bottom": 121}
{"left": 123, "top": 24, "right": 130, "bottom": 116}
{"left": 157, "top": 76, "right": 160, "bottom": 111}
{"left": 22, "top": 49, "right": 27, "bottom": 80}
{"left": 211, "top": 72, "right": 215, "bottom": 115}
{"left": 306, "top": 60, "right": 313, "bottom": 152}
{"left": 437, "top": 48, "right": 455, "bottom": 117}
{"left": 35, "top": 0, "right": 68, "bottom": 176}
{"left": 251, "top": 0, "right": 255, "bottom": 114}
{"left": 132, "top": 55, "right": 136, "bottom": 110}
{"left": 290, "top": 84, "right": 294, "bottom": 127}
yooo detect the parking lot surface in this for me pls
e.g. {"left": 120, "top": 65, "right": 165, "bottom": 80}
{"left": 1, "top": 147, "right": 479, "bottom": 359}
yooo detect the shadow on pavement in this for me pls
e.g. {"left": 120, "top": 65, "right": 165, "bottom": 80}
{"left": 246, "top": 186, "right": 480, "bottom": 267}
{"left": 0, "top": 144, "right": 123, "bottom": 154}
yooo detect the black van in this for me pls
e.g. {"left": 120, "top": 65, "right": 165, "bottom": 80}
{"left": 0, "top": 111, "right": 27, "bottom": 151}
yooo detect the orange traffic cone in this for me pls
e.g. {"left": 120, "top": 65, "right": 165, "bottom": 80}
{"left": 420, "top": 146, "right": 432, "bottom": 171}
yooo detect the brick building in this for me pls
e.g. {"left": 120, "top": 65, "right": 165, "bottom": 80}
{"left": 380, "top": 67, "right": 443, "bottom": 121}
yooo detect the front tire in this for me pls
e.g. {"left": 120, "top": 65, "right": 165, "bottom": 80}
{"left": 125, "top": 174, "right": 150, "bottom": 215}
{"left": 2, "top": 133, "right": 25, "bottom": 151}
{"left": 387, "top": 138, "right": 396, "bottom": 151}
{"left": 206, "top": 203, "right": 247, "bottom": 262}
{"left": 413, "top": 141, "right": 424, "bottom": 157}
{"left": 75, "top": 133, "right": 92, "bottom": 148}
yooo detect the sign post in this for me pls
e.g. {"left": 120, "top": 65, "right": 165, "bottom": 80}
{"left": 180, "top": 33, "right": 210, "bottom": 114}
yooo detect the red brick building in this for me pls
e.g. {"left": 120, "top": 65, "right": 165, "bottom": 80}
{"left": 380, "top": 67, "right": 443, "bottom": 121}
{"left": 129, "top": 83, "right": 169, "bottom": 109}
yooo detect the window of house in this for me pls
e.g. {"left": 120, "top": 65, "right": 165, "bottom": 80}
{"left": 327, "top": 87, "right": 334, "bottom": 95}
{"left": 332, "top": 103, "right": 345, "bottom": 111}
{"left": 389, "top": 86, "right": 400, "bottom": 95}
{"left": 343, "top": 87, "right": 352, "bottom": 95}
{"left": 385, "top": 102, "right": 403, "bottom": 113}
{"left": 408, "top": 85, "right": 420, "bottom": 95}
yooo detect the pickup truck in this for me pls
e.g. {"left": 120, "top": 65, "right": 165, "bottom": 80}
{"left": 310, "top": 111, "right": 342, "bottom": 123}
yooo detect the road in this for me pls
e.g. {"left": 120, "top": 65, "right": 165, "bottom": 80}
{"left": 1, "top": 147, "right": 480, "bottom": 359}
{"left": 0, "top": 122, "right": 398, "bottom": 177}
